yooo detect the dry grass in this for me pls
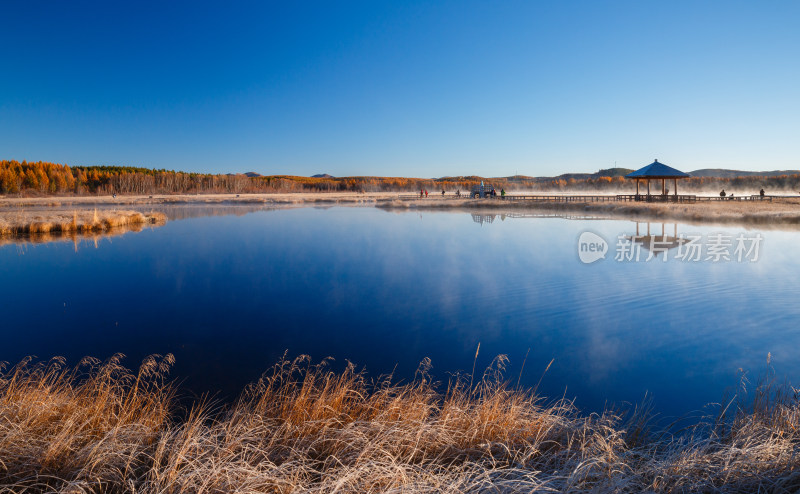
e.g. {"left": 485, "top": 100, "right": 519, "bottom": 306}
{"left": 379, "top": 197, "right": 800, "bottom": 228}
{"left": 0, "top": 354, "right": 174, "bottom": 493}
{"left": 2, "top": 354, "right": 800, "bottom": 493}
{"left": 0, "top": 210, "right": 167, "bottom": 237}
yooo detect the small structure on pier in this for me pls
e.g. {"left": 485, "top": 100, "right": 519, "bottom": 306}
{"left": 626, "top": 160, "right": 690, "bottom": 199}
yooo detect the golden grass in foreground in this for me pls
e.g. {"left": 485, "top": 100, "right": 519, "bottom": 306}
{"left": 1, "top": 354, "right": 799, "bottom": 493}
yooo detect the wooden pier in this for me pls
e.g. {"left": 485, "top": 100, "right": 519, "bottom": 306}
{"left": 397, "top": 194, "right": 466, "bottom": 200}
{"left": 503, "top": 194, "right": 699, "bottom": 203}
{"left": 616, "top": 194, "right": 697, "bottom": 203}
{"left": 695, "top": 195, "right": 773, "bottom": 202}
{"left": 397, "top": 193, "right": 779, "bottom": 203}
{"left": 500, "top": 194, "right": 620, "bottom": 202}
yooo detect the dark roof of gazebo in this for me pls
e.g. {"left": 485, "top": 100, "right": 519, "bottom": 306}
{"left": 626, "top": 160, "right": 690, "bottom": 179}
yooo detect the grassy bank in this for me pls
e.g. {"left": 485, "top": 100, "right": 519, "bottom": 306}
{"left": 1, "top": 354, "right": 797, "bottom": 493}
{"left": 0, "top": 209, "right": 167, "bottom": 236}
{"left": 4, "top": 193, "right": 800, "bottom": 228}
{"left": 0, "top": 193, "right": 394, "bottom": 211}
{"left": 380, "top": 196, "right": 800, "bottom": 227}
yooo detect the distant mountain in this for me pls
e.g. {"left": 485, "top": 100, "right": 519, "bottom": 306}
{"left": 689, "top": 169, "right": 800, "bottom": 178}
{"left": 234, "top": 168, "right": 800, "bottom": 181}
{"left": 596, "top": 167, "right": 635, "bottom": 177}
{"left": 502, "top": 175, "right": 536, "bottom": 182}
{"left": 549, "top": 167, "right": 635, "bottom": 181}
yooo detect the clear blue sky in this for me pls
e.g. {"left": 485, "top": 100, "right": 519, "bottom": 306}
{"left": 1, "top": 1, "right": 798, "bottom": 177}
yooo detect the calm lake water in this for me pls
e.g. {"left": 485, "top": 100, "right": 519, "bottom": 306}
{"left": 2, "top": 205, "right": 799, "bottom": 417}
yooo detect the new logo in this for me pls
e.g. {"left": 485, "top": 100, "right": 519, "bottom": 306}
{"left": 578, "top": 232, "right": 608, "bottom": 264}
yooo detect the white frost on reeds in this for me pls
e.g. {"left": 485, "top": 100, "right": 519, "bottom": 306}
{"left": 0, "top": 209, "right": 167, "bottom": 236}
{"left": 1, "top": 353, "right": 798, "bottom": 492}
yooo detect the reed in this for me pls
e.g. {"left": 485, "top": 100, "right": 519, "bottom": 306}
{"left": 0, "top": 209, "right": 166, "bottom": 237}
{"left": 1, "top": 353, "right": 799, "bottom": 493}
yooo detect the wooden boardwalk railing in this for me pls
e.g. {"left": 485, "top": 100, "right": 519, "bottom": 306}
{"left": 397, "top": 194, "right": 466, "bottom": 200}
{"left": 396, "top": 194, "right": 779, "bottom": 203}
{"left": 615, "top": 194, "right": 697, "bottom": 203}
{"left": 695, "top": 195, "right": 773, "bottom": 202}
{"left": 501, "top": 195, "right": 619, "bottom": 202}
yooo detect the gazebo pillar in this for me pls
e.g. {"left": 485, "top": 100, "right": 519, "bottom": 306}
{"left": 647, "top": 179, "right": 651, "bottom": 196}
{"left": 674, "top": 178, "right": 678, "bottom": 196}
{"left": 636, "top": 179, "right": 640, "bottom": 196}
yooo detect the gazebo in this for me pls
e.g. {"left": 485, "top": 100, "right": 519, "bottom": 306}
{"left": 626, "top": 159, "right": 690, "bottom": 199}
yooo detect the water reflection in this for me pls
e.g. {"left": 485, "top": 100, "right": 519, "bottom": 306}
{"left": 1, "top": 206, "right": 799, "bottom": 419}
{"left": 626, "top": 221, "right": 685, "bottom": 256}
{"left": 470, "top": 212, "right": 604, "bottom": 225}
{"left": 152, "top": 204, "right": 283, "bottom": 221}
{"left": 0, "top": 223, "right": 163, "bottom": 251}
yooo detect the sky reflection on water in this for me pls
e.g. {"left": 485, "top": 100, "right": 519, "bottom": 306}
{"left": 2, "top": 206, "right": 798, "bottom": 417}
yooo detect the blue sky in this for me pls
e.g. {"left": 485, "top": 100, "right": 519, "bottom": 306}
{"left": 1, "top": 1, "right": 798, "bottom": 177}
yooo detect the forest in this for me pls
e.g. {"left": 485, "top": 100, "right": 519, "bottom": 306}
{"left": 2, "top": 160, "right": 800, "bottom": 196}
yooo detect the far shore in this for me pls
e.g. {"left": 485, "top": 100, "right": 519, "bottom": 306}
{"left": 3, "top": 191, "right": 800, "bottom": 228}
{"left": 379, "top": 195, "right": 800, "bottom": 228}
{"left": 0, "top": 192, "right": 398, "bottom": 208}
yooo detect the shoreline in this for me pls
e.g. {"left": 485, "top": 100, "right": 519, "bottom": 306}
{"left": 0, "top": 192, "right": 396, "bottom": 208}
{"left": 379, "top": 196, "right": 800, "bottom": 228}
{"left": 2, "top": 192, "right": 800, "bottom": 228}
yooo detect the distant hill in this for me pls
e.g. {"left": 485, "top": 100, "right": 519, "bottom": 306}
{"left": 502, "top": 175, "right": 536, "bottom": 182}
{"left": 312, "top": 173, "right": 334, "bottom": 178}
{"left": 8, "top": 158, "right": 800, "bottom": 196}
{"left": 531, "top": 167, "right": 800, "bottom": 181}
{"left": 549, "top": 167, "right": 634, "bottom": 181}
{"left": 689, "top": 169, "right": 800, "bottom": 178}
{"left": 596, "top": 167, "right": 635, "bottom": 177}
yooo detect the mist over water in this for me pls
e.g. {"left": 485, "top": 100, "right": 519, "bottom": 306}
{"left": 2, "top": 206, "right": 798, "bottom": 417}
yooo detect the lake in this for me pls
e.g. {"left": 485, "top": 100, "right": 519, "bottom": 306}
{"left": 2, "top": 205, "right": 798, "bottom": 418}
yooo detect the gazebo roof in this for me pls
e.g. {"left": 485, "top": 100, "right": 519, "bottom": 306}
{"left": 626, "top": 160, "right": 690, "bottom": 179}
